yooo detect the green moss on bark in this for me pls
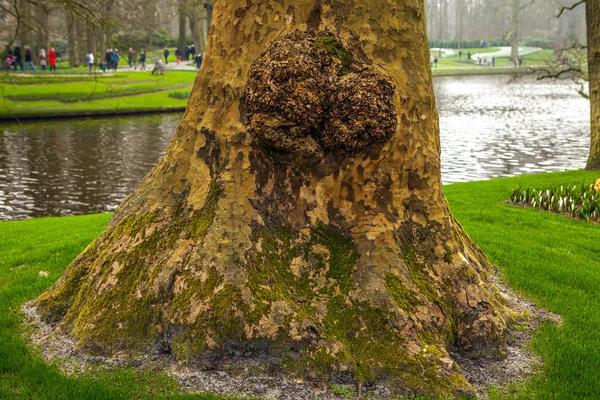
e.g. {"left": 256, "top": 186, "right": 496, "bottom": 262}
{"left": 313, "top": 35, "right": 353, "bottom": 75}
{"left": 312, "top": 225, "right": 359, "bottom": 295}
{"left": 385, "top": 274, "right": 420, "bottom": 313}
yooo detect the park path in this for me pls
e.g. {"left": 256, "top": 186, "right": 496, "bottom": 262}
{"left": 474, "top": 46, "right": 542, "bottom": 59}
{"left": 116, "top": 61, "right": 198, "bottom": 72}
{"left": 431, "top": 46, "right": 542, "bottom": 59}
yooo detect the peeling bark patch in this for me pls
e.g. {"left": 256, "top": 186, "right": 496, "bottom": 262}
{"left": 244, "top": 31, "right": 398, "bottom": 159}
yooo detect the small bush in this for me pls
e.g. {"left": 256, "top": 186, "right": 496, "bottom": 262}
{"left": 168, "top": 91, "right": 191, "bottom": 100}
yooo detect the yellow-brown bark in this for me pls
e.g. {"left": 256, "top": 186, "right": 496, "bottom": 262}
{"left": 35, "top": 1, "right": 513, "bottom": 397}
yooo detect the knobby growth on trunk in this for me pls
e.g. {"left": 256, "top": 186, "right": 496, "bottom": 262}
{"left": 35, "top": 0, "right": 516, "bottom": 396}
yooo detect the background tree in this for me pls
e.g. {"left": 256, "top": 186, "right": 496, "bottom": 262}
{"left": 539, "top": 1, "right": 597, "bottom": 170}
{"left": 34, "top": 0, "right": 516, "bottom": 397}
{"left": 585, "top": 0, "right": 599, "bottom": 169}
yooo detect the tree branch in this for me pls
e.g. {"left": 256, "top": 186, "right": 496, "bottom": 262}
{"left": 558, "top": 0, "right": 585, "bottom": 17}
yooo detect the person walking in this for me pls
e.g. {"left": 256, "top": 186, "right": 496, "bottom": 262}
{"left": 175, "top": 47, "right": 182, "bottom": 65}
{"left": 86, "top": 51, "right": 94, "bottom": 73}
{"left": 4, "top": 46, "right": 14, "bottom": 70}
{"left": 184, "top": 45, "right": 189, "bottom": 61}
{"left": 105, "top": 49, "right": 112, "bottom": 71}
{"left": 24, "top": 46, "right": 36, "bottom": 71}
{"left": 139, "top": 49, "right": 146, "bottom": 70}
{"left": 433, "top": 56, "right": 438, "bottom": 69}
{"left": 467, "top": 51, "right": 471, "bottom": 61}
{"left": 163, "top": 47, "right": 170, "bottom": 64}
{"left": 100, "top": 55, "right": 106, "bottom": 72}
{"left": 48, "top": 48, "right": 57, "bottom": 71}
{"left": 113, "top": 49, "right": 120, "bottom": 70}
{"left": 13, "top": 45, "right": 23, "bottom": 71}
{"left": 190, "top": 44, "right": 196, "bottom": 58}
{"left": 132, "top": 50, "right": 138, "bottom": 70}
{"left": 128, "top": 48, "right": 134, "bottom": 69}
{"left": 195, "top": 52, "right": 203, "bottom": 70}
{"left": 458, "top": 50, "right": 462, "bottom": 61}
{"left": 39, "top": 49, "right": 47, "bottom": 71}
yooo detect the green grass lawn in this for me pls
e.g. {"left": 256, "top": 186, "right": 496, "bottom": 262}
{"left": 1, "top": 170, "right": 600, "bottom": 398}
{"left": 0, "top": 71, "right": 196, "bottom": 117}
{"left": 446, "top": 170, "right": 600, "bottom": 399}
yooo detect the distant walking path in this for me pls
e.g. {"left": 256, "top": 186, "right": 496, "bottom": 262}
{"left": 117, "top": 61, "right": 198, "bottom": 73}
{"left": 481, "top": 46, "right": 542, "bottom": 58}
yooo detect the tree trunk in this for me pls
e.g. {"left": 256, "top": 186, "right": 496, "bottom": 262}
{"left": 18, "top": 0, "right": 34, "bottom": 49}
{"left": 67, "top": 13, "right": 77, "bottom": 67}
{"left": 86, "top": 23, "right": 95, "bottom": 60}
{"left": 587, "top": 0, "right": 600, "bottom": 170}
{"left": 35, "top": 4, "right": 49, "bottom": 54}
{"left": 440, "top": 0, "right": 447, "bottom": 41}
{"left": 188, "top": 13, "right": 200, "bottom": 53}
{"left": 76, "top": 19, "right": 86, "bottom": 65}
{"left": 35, "top": 0, "right": 512, "bottom": 397}
{"left": 510, "top": 0, "right": 520, "bottom": 61}
{"left": 178, "top": 1, "right": 187, "bottom": 54}
{"left": 456, "top": 0, "right": 463, "bottom": 48}
{"left": 98, "top": 29, "right": 105, "bottom": 56}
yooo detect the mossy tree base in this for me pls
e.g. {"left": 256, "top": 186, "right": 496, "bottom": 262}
{"left": 35, "top": 1, "right": 515, "bottom": 398}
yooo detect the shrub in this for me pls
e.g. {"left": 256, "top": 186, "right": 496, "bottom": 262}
{"left": 167, "top": 91, "right": 191, "bottom": 100}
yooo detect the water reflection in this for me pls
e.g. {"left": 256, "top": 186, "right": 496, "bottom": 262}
{"left": 436, "top": 75, "right": 590, "bottom": 183}
{"left": 0, "top": 115, "right": 178, "bottom": 220}
{"left": 0, "top": 75, "right": 591, "bottom": 220}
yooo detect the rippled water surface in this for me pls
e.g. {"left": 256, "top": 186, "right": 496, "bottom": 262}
{"left": 0, "top": 75, "right": 591, "bottom": 220}
{"left": 436, "top": 75, "right": 589, "bottom": 183}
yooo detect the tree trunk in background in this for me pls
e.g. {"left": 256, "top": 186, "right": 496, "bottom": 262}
{"left": 76, "top": 19, "right": 86, "bottom": 65}
{"left": 18, "top": 0, "right": 33, "bottom": 49}
{"left": 35, "top": 0, "right": 513, "bottom": 397}
{"left": 67, "top": 13, "right": 77, "bottom": 67}
{"left": 178, "top": 1, "right": 187, "bottom": 53}
{"left": 510, "top": 0, "right": 520, "bottom": 61}
{"left": 98, "top": 30, "right": 105, "bottom": 55}
{"left": 439, "top": 1, "right": 446, "bottom": 41}
{"left": 35, "top": 4, "right": 49, "bottom": 54}
{"left": 188, "top": 14, "right": 200, "bottom": 53}
{"left": 456, "top": 0, "right": 464, "bottom": 48}
{"left": 586, "top": 0, "right": 600, "bottom": 170}
{"left": 86, "top": 23, "right": 95, "bottom": 59}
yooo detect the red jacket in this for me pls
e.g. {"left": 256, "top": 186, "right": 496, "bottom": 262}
{"left": 49, "top": 49, "right": 57, "bottom": 66}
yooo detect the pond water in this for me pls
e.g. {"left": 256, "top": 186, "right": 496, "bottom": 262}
{"left": 0, "top": 75, "right": 591, "bottom": 220}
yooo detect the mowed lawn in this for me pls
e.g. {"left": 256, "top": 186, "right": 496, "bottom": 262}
{"left": 0, "top": 71, "right": 196, "bottom": 117}
{"left": 1, "top": 170, "right": 600, "bottom": 398}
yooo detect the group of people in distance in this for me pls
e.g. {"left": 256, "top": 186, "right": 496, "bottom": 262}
{"left": 4, "top": 45, "right": 57, "bottom": 71}
{"left": 163, "top": 44, "right": 203, "bottom": 69}
{"left": 4, "top": 42, "right": 205, "bottom": 73}
{"left": 100, "top": 48, "right": 147, "bottom": 72}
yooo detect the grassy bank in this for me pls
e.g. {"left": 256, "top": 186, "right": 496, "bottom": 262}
{"left": 0, "top": 71, "right": 195, "bottom": 119}
{"left": 446, "top": 170, "right": 600, "bottom": 399}
{"left": 1, "top": 171, "right": 600, "bottom": 398}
